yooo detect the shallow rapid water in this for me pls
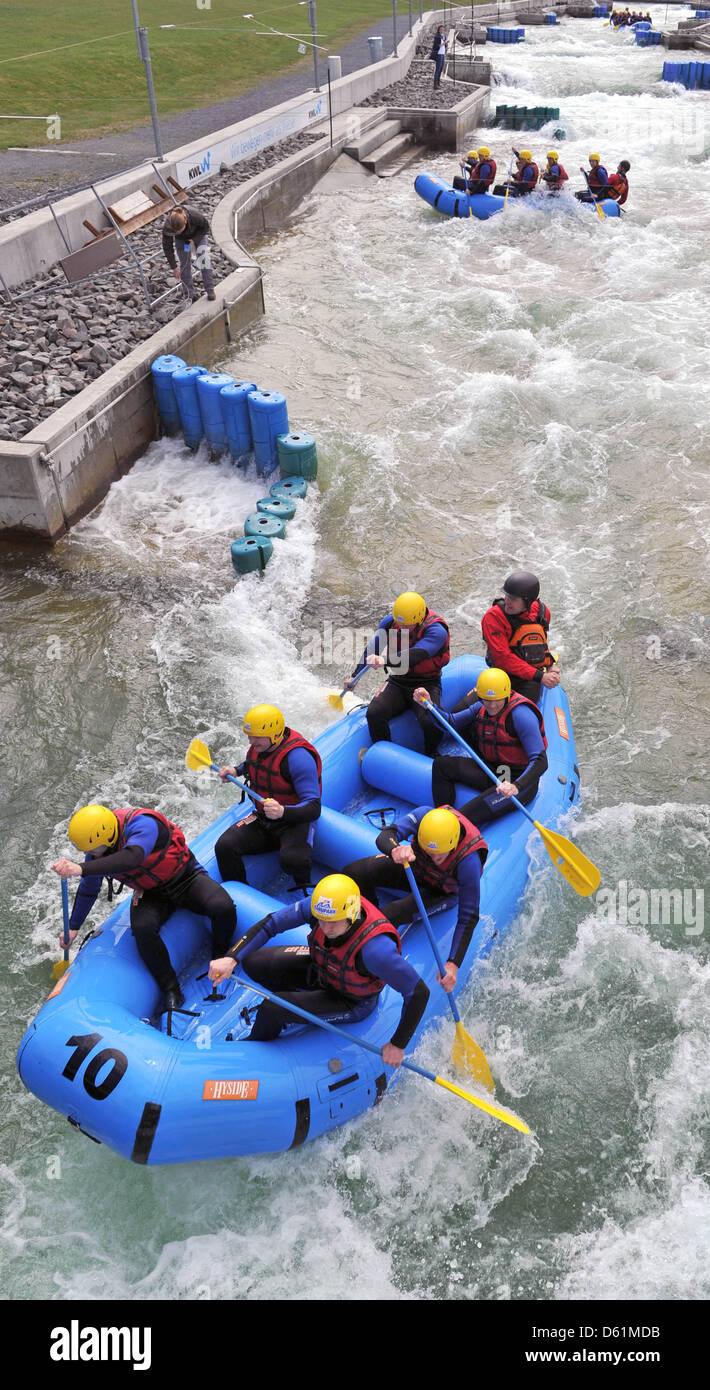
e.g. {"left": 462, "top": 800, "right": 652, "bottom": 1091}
{"left": 1, "top": 8, "right": 708, "bottom": 1301}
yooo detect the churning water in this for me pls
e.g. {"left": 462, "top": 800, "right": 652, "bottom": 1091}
{"left": 1, "top": 9, "right": 708, "bottom": 1301}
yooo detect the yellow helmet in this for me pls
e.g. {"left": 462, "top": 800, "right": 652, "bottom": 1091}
{"left": 589, "top": 152, "right": 601, "bottom": 162}
{"left": 243, "top": 704, "right": 284, "bottom": 744}
{"left": 393, "top": 591, "right": 426, "bottom": 626}
{"left": 417, "top": 808, "right": 460, "bottom": 856}
{"left": 477, "top": 145, "right": 490, "bottom": 158}
{"left": 547, "top": 149, "right": 559, "bottom": 161}
{"left": 311, "top": 874, "right": 361, "bottom": 924}
{"left": 467, "top": 149, "right": 477, "bottom": 160}
{"left": 68, "top": 804, "right": 118, "bottom": 853}
{"left": 474, "top": 668, "right": 511, "bottom": 701}
{"left": 519, "top": 149, "right": 532, "bottom": 162}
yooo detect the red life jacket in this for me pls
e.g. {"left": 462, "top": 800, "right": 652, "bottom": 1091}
{"left": 113, "top": 808, "right": 192, "bottom": 890}
{"left": 244, "top": 728, "right": 322, "bottom": 806}
{"left": 588, "top": 165, "right": 608, "bottom": 192}
{"left": 488, "top": 597, "right": 553, "bottom": 669}
{"left": 607, "top": 171, "right": 628, "bottom": 205}
{"left": 473, "top": 693, "right": 547, "bottom": 770}
{"left": 412, "top": 808, "right": 488, "bottom": 895}
{"left": 308, "top": 900, "right": 401, "bottom": 999}
{"left": 472, "top": 157, "right": 496, "bottom": 188}
{"left": 515, "top": 161, "right": 539, "bottom": 189}
{"left": 545, "top": 163, "right": 569, "bottom": 188}
{"left": 387, "top": 610, "right": 451, "bottom": 682}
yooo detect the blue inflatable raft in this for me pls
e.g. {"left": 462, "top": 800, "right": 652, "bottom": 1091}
{"left": 414, "top": 173, "right": 621, "bottom": 219}
{"left": 17, "top": 656, "right": 582, "bottom": 1164}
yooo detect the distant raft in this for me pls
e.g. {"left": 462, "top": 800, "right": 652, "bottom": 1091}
{"left": 414, "top": 173, "right": 621, "bottom": 220}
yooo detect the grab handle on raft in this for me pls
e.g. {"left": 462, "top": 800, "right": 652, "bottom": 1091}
{"left": 420, "top": 699, "right": 601, "bottom": 898}
{"left": 230, "top": 970, "right": 530, "bottom": 1135}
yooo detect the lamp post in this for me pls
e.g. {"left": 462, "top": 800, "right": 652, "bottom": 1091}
{"left": 130, "top": 0, "right": 163, "bottom": 160}
{"left": 392, "top": 0, "right": 398, "bottom": 56}
{"left": 307, "top": 0, "right": 321, "bottom": 91}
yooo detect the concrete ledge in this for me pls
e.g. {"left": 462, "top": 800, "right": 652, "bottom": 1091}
{"left": 387, "top": 87, "right": 491, "bottom": 151}
{"left": 1, "top": 262, "right": 263, "bottom": 542}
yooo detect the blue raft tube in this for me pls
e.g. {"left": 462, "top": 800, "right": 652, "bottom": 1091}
{"left": 17, "top": 656, "right": 587, "bottom": 1164}
{"left": 414, "top": 173, "right": 621, "bottom": 220}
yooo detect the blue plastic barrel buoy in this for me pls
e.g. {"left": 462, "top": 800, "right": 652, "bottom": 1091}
{"left": 270, "top": 477, "right": 308, "bottom": 501}
{"left": 220, "top": 380, "right": 257, "bottom": 462}
{"left": 277, "top": 431, "right": 318, "bottom": 481}
{"left": 703, "top": 61, "right": 710, "bottom": 88}
{"left": 517, "top": 27, "right": 525, "bottom": 40}
{"left": 151, "top": 355, "right": 186, "bottom": 436}
{"left": 244, "top": 512, "right": 286, "bottom": 541}
{"left": 172, "top": 366, "right": 208, "bottom": 450}
{"left": 196, "top": 372, "right": 234, "bottom": 454}
{"left": 256, "top": 496, "right": 297, "bottom": 522}
{"left": 230, "top": 536, "right": 273, "bottom": 575}
{"left": 247, "top": 390, "right": 289, "bottom": 476}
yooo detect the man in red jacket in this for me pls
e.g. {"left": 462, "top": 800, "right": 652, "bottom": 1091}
{"left": 480, "top": 571, "right": 560, "bottom": 703}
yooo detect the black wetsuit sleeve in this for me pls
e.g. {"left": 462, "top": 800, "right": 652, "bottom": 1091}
{"left": 79, "top": 846, "right": 144, "bottom": 878}
{"left": 390, "top": 979, "right": 430, "bottom": 1050}
{"left": 514, "top": 749, "right": 548, "bottom": 795}
{"left": 448, "top": 915, "right": 479, "bottom": 969}
{"left": 375, "top": 826, "right": 399, "bottom": 855}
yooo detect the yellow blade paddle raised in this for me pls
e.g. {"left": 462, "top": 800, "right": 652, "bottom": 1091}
{"left": 422, "top": 700, "right": 601, "bottom": 897}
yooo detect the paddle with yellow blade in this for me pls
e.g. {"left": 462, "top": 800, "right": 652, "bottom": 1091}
{"left": 217, "top": 969, "right": 530, "bottom": 1135}
{"left": 327, "top": 664, "right": 369, "bottom": 711}
{"left": 185, "top": 737, "right": 264, "bottom": 806}
{"left": 403, "top": 863, "right": 494, "bottom": 1091}
{"left": 51, "top": 879, "right": 72, "bottom": 981}
{"left": 421, "top": 699, "right": 601, "bottom": 897}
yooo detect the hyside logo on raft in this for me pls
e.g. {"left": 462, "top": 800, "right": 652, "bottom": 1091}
{"left": 300, "top": 622, "right": 410, "bottom": 672}
{"left": 595, "top": 880, "right": 704, "bottom": 937}
{"left": 50, "top": 1320, "right": 151, "bottom": 1370}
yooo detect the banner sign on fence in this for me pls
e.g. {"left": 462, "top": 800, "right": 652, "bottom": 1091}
{"left": 175, "top": 94, "right": 325, "bottom": 187}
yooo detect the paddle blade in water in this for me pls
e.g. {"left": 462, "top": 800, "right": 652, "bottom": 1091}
{"left": 452, "top": 1021, "right": 495, "bottom": 1092}
{"left": 435, "top": 1075, "right": 531, "bottom": 1135}
{"left": 535, "top": 823, "right": 601, "bottom": 896}
{"left": 186, "top": 737, "right": 212, "bottom": 772}
{"left": 51, "top": 958, "right": 70, "bottom": 981}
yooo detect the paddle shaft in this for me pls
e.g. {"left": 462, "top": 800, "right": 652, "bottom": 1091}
{"left": 61, "top": 878, "right": 70, "bottom": 957}
{"left": 337, "top": 664, "right": 369, "bottom": 700}
{"left": 212, "top": 764, "right": 264, "bottom": 807}
{"left": 235, "top": 970, "right": 433, "bottom": 1076}
{"left": 423, "top": 699, "right": 539, "bottom": 828}
{"left": 402, "top": 863, "right": 463, "bottom": 1025}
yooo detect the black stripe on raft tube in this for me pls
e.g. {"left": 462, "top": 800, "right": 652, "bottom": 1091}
{"left": 290, "top": 1097, "right": 311, "bottom": 1147}
{"left": 130, "top": 1101, "right": 162, "bottom": 1164}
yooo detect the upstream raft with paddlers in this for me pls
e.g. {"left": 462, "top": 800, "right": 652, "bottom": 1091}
{"left": 17, "top": 654, "right": 596, "bottom": 1164}
{"left": 414, "top": 173, "right": 622, "bottom": 220}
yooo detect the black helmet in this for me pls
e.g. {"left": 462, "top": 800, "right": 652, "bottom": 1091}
{"left": 619, "top": 159, "right": 630, "bottom": 173}
{"left": 503, "top": 570, "right": 540, "bottom": 603}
